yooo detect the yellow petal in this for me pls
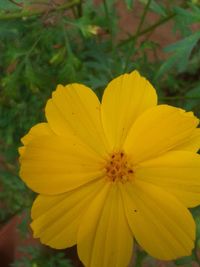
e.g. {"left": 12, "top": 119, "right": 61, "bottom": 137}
{"left": 101, "top": 70, "right": 157, "bottom": 150}
{"left": 18, "top": 146, "right": 25, "bottom": 158}
{"left": 120, "top": 181, "right": 195, "bottom": 260}
{"left": 77, "top": 183, "right": 133, "bottom": 267}
{"left": 20, "top": 135, "right": 105, "bottom": 194}
{"left": 45, "top": 84, "right": 108, "bottom": 156}
{"left": 19, "top": 123, "right": 53, "bottom": 157}
{"left": 31, "top": 179, "right": 106, "bottom": 249}
{"left": 21, "top": 123, "right": 53, "bottom": 145}
{"left": 124, "top": 105, "right": 199, "bottom": 164}
{"left": 135, "top": 150, "right": 200, "bottom": 207}
{"left": 175, "top": 128, "right": 200, "bottom": 152}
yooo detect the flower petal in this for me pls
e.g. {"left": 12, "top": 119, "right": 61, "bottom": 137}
{"left": 20, "top": 135, "right": 105, "bottom": 194}
{"left": 31, "top": 179, "right": 106, "bottom": 249}
{"left": 175, "top": 128, "right": 200, "bottom": 152}
{"left": 77, "top": 183, "right": 133, "bottom": 267}
{"left": 120, "top": 181, "right": 195, "bottom": 260}
{"left": 21, "top": 123, "right": 54, "bottom": 145}
{"left": 19, "top": 123, "right": 53, "bottom": 157}
{"left": 45, "top": 84, "right": 108, "bottom": 156}
{"left": 101, "top": 71, "right": 157, "bottom": 150}
{"left": 135, "top": 151, "right": 200, "bottom": 207}
{"left": 124, "top": 105, "right": 199, "bottom": 164}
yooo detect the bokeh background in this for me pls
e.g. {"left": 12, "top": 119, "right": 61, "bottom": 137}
{"left": 0, "top": 0, "right": 200, "bottom": 266}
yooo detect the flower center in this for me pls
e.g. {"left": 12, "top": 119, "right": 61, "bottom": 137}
{"left": 105, "top": 151, "right": 134, "bottom": 183}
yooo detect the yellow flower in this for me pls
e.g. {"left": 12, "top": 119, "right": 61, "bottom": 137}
{"left": 19, "top": 71, "right": 200, "bottom": 267}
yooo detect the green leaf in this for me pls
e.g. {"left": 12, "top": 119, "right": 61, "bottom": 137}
{"left": 49, "top": 47, "right": 66, "bottom": 65}
{"left": 164, "top": 31, "right": 200, "bottom": 53}
{"left": 0, "top": 0, "right": 21, "bottom": 10}
{"left": 174, "top": 4, "right": 200, "bottom": 24}
{"left": 139, "top": 0, "right": 166, "bottom": 16}
{"left": 173, "top": 4, "right": 200, "bottom": 36}
{"left": 184, "top": 82, "right": 200, "bottom": 110}
{"left": 174, "top": 255, "right": 194, "bottom": 265}
{"left": 155, "top": 31, "right": 200, "bottom": 79}
{"left": 154, "top": 54, "right": 179, "bottom": 81}
{"left": 150, "top": 0, "right": 166, "bottom": 16}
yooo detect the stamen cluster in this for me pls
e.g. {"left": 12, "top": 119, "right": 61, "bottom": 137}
{"left": 105, "top": 151, "right": 134, "bottom": 183}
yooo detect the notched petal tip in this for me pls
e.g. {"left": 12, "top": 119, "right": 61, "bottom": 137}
{"left": 20, "top": 123, "right": 53, "bottom": 146}
{"left": 45, "top": 82, "right": 108, "bottom": 156}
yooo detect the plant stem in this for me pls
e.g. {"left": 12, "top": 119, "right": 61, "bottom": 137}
{"left": 0, "top": 0, "right": 80, "bottom": 20}
{"left": 137, "top": 13, "right": 175, "bottom": 38}
{"left": 123, "top": 0, "right": 152, "bottom": 71}
{"left": 121, "top": 1, "right": 190, "bottom": 47}
{"left": 120, "top": 12, "right": 175, "bottom": 47}
{"left": 103, "top": 0, "right": 114, "bottom": 45}
{"left": 8, "top": 0, "right": 23, "bottom": 7}
{"left": 62, "top": 20, "right": 73, "bottom": 55}
{"left": 136, "top": 0, "right": 152, "bottom": 37}
{"left": 77, "top": 0, "right": 83, "bottom": 17}
{"left": 103, "top": 0, "right": 110, "bottom": 26}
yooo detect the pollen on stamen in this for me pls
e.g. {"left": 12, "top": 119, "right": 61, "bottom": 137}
{"left": 105, "top": 151, "right": 134, "bottom": 183}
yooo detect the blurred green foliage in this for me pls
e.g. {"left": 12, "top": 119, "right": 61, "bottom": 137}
{"left": 11, "top": 246, "right": 72, "bottom": 267}
{"left": 0, "top": 0, "right": 200, "bottom": 266}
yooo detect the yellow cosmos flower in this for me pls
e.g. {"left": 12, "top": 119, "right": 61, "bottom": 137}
{"left": 19, "top": 70, "right": 200, "bottom": 267}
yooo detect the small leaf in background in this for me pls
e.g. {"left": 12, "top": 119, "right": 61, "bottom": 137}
{"left": 124, "top": 0, "right": 134, "bottom": 10}
{"left": 49, "top": 47, "right": 66, "bottom": 65}
{"left": 196, "top": 216, "right": 200, "bottom": 243}
{"left": 149, "top": 0, "right": 166, "bottom": 16}
{"left": 184, "top": 82, "right": 200, "bottom": 110}
{"left": 0, "top": 0, "right": 22, "bottom": 10}
{"left": 174, "top": 255, "right": 194, "bottom": 265}
{"left": 11, "top": 246, "right": 73, "bottom": 267}
{"left": 139, "top": 0, "right": 166, "bottom": 16}
{"left": 155, "top": 31, "right": 200, "bottom": 80}
{"left": 174, "top": 4, "right": 200, "bottom": 25}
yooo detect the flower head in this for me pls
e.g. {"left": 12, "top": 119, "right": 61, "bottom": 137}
{"left": 19, "top": 71, "right": 200, "bottom": 267}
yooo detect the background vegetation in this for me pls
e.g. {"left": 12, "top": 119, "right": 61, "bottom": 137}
{"left": 0, "top": 0, "right": 200, "bottom": 266}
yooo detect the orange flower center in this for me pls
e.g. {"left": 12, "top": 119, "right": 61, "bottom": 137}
{"left": 105, "top": 151, "right": 134, "bottom": 183}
